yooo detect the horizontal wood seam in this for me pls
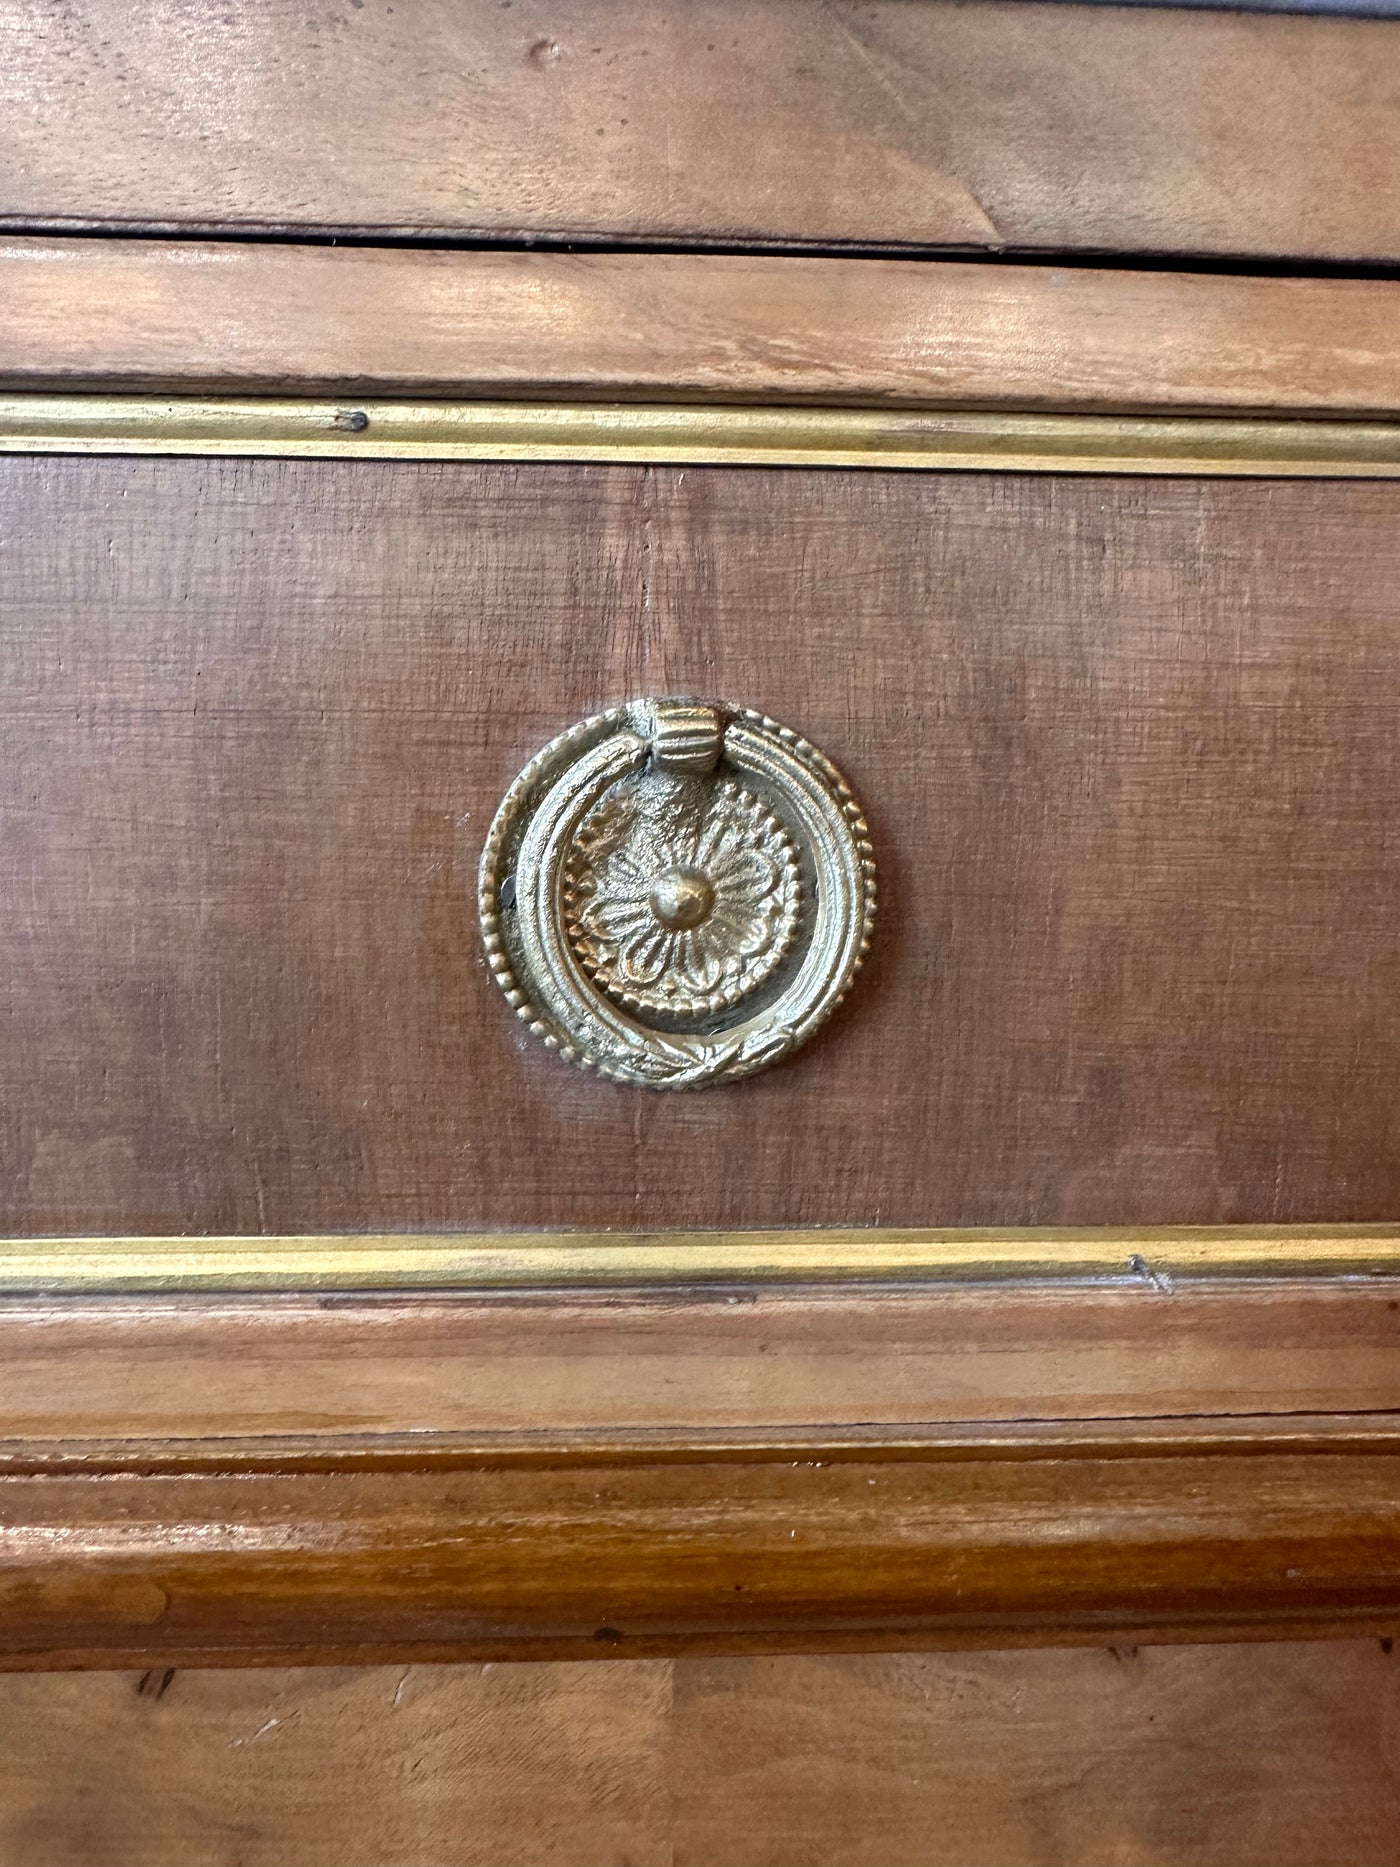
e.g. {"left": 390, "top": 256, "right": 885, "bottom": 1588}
{"left": 5, "top": 1414, "right": 1400, "bottom": 1473}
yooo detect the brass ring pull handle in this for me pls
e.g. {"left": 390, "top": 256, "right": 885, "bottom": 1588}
{"left": 479, "top": 699, "right": 876, "bottom": 1089}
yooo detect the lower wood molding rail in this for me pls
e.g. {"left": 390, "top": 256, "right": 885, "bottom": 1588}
{"left": 1, "top": 1270, "right": 1396, "bottom": 1667}
{"left": 3, "top": 1417, "right": 1400, "bottom": 1668}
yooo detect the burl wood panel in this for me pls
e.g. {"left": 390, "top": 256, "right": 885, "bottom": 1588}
{"left": 11, "top": 241, "right": 1400, "bottom": 418}
{"left": 5, "top": 458, "right": 1400, "bottom": 1232}
{"left": 4, "top": 2, "right": 1400, "bottom": 264}
{"left": 1, "top": 1648, "right": 1398, "bottom": 1867}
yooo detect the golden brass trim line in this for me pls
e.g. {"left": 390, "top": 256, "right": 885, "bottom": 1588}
{"left": 5, "top": 397, "right": 1400, "bottom": 475}
{"left": 2, "top": 1228, "right": 1400, "bottom": 1292}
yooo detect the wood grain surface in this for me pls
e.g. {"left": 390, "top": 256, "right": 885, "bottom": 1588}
{"left": 5, "top": 1418, "right": 1400, "bottom": 1667}
{"left": 3, "top": 2, "right": 1400, "bottom": 262}
{"left": 4, "top": 1282, "right": 1400, "bottom": 1442}
{"left": 7, "top": 1275, "right": 1399, "bottom": 1666}
{"left": 5, "top": 456, "right": 1400, "bottom": 1232}
{"left": 2, "top": 1645, "right": 1396, "bottom": 1867}
{"left": 2, "top": 1650, "right": 1400, "bottom": 1867}
{"left": 9, "top": 241, "right": 1400, "bottom": 417}
{"left": 0, "top": 1276, "right": 1397, "bottom": 1666}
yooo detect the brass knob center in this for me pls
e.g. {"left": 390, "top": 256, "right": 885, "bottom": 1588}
{"left": 648, "top": 866, "right": 715, "bottom": 931}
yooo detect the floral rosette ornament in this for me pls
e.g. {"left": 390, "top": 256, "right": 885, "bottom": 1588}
{"left": 563, "top": 779, "right": 802, "bottom": 1017}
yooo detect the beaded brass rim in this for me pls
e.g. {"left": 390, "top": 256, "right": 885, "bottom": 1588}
{"left": 479, "top": 699, "right": 876, "bottom": 1089}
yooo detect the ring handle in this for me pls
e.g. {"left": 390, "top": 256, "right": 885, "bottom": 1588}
{"left": 480, "top": 699, "right": 875, "bottom": 1089}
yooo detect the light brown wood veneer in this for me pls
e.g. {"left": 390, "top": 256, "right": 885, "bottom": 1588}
{"left": 3, "top": 2, "right": 1399, "bottom": 263}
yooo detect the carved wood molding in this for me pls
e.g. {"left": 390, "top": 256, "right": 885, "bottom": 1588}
{"left": 0, "top": 1270, "right": 1397, "bottom": 1665}
{"left": 3, "top": 1415, "right": 1400, "bottom": 1668}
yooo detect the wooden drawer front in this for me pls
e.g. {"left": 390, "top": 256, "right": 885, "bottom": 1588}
{"left": 4, "top": 455, "right": 1399, "bottom": 1234}
{"left": 3, "top": 2, "right": 1397, "bottom": 267}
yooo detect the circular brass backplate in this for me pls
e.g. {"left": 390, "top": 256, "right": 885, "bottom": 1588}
{"left": 479, "top": 699, "right": 875, "bottom": 1089}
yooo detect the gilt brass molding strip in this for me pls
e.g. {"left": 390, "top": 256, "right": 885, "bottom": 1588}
{"left": 6, "top": 396, "right": 1400, "bottom": 476}
{"left": 3, "top": 1228, "right": 1400, "bottom": 1293}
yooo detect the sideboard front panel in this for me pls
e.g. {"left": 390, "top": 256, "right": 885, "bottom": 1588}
{"left": 5, "top": 455, "right": 1398, "bottom": 1232}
